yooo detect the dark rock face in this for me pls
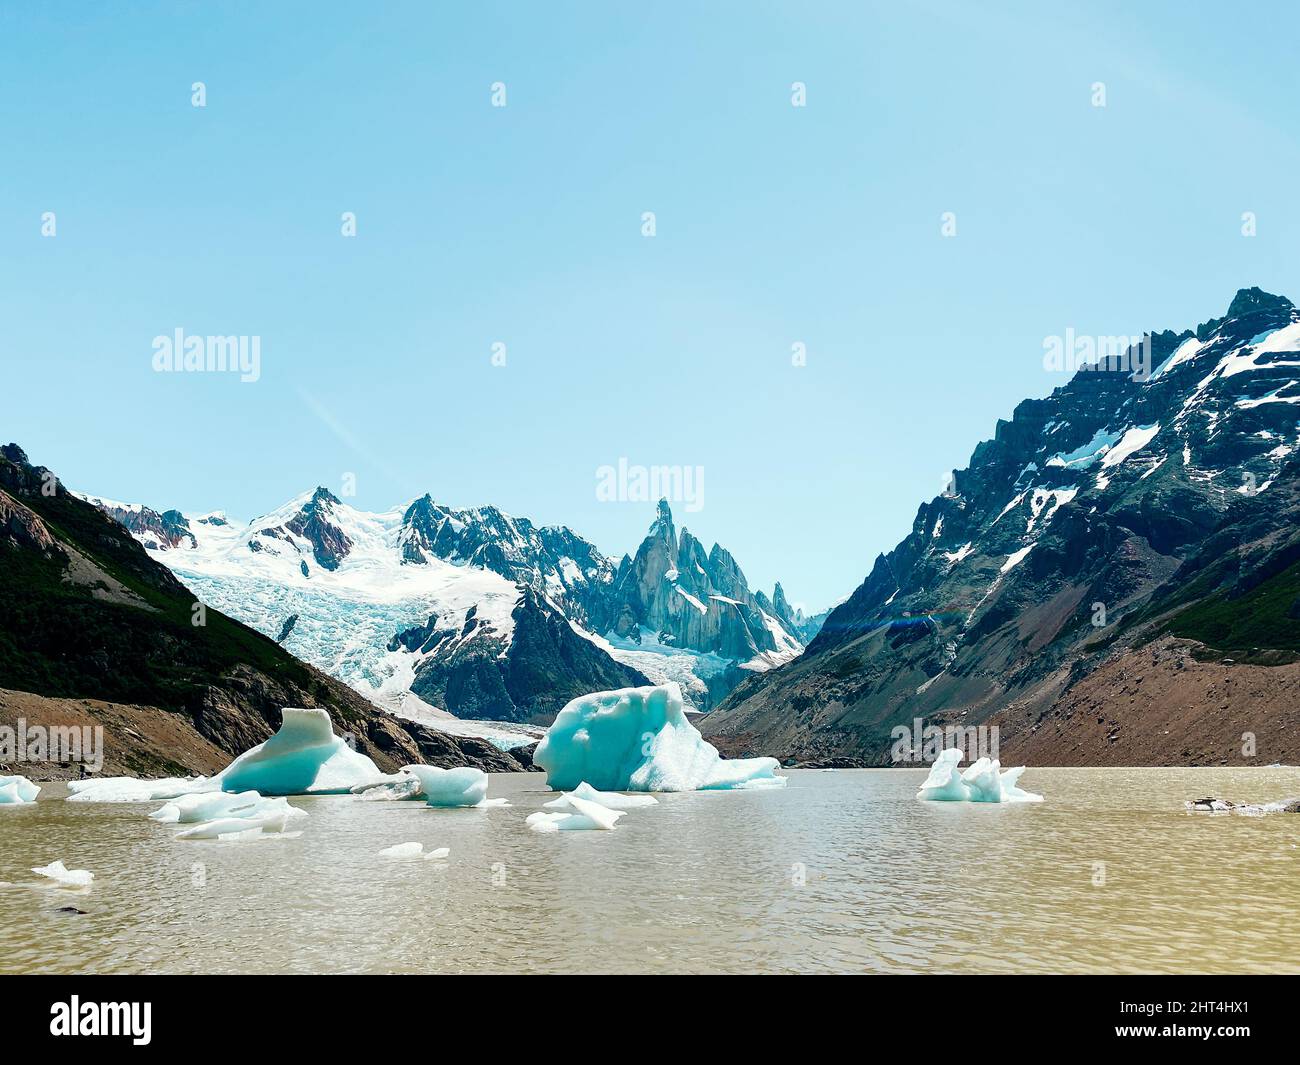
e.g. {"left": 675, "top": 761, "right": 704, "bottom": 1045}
{"left": 397, "top": 494, "right": 614, "bottom": 622}
{"left": 704, "top": 289, "right": 1300, "bottom": 765}
{"left": 0, "top": 446, "right": 517, "bottom": 776}
{"left": 406, "top": 587, "right": 648, "bottom": 723}
{"left": 83, "top": 498, "right": 196, "bottom": 551}
{"left": 275, "top": 487, "right": 353, "bottom": 571}
{"left": 275, "top": 614, "right": 299, "bottom": 644}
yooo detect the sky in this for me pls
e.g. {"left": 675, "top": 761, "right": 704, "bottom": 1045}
{"left": 2, "top": 0, "right": 1298, "bottom": 611}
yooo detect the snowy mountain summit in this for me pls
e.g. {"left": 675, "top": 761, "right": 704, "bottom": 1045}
{"left": 80, "top": 486, "right": 818, "bottom": 735}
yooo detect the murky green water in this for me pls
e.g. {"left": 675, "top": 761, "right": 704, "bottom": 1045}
{"left": 2, "top": 767, "right": 1299, "bottom": 974}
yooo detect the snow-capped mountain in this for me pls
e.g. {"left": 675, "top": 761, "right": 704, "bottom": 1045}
{"left": 79, "top": 485, "right": 816, "bottom": 732}
{"left": 703, "top": 288, "right": 1300, "bottom": 765}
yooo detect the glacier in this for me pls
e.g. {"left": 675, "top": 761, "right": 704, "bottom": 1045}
{"left": 0, "top": 774, "right": 40, "bottom": 805}
{"left": 217, "top": 707, "right": 387, "bottom": 795}
{"left": 534, "top": 683, "right": 786, "bottom": 792}
{"left": 916, "top": 749, "right": 1043, "bottom": 803}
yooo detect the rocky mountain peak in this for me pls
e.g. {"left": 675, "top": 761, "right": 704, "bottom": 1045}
{"left": 1226, "top": 286, "right": 1293, "bottom": 320}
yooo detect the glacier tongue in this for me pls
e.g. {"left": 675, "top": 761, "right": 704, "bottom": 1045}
{"left": 534, "top": 683, "right": 786, "bottom": 792}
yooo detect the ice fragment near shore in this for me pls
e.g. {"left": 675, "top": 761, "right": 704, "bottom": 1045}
{"left": 534, "top": 683, "right": 786, "bottom": 792}
{"left": 916, "top": 750, "right": 1042, "bottom": 803}
{"left": 0, "top": 775, "right": 39, "bottom": 805}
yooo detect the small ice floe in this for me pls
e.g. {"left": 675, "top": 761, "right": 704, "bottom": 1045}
{"left": 1185, "top": 796, "right": 1300, "bottom": 816}
{"left": 172, "top": 796, "right": 307, "bottom": 840}
{"left": 535, "top": 683, "right": 785, "bottom": 792}
{"left": 916, "top": 749, "right": 1043, "bottom": 803}
{"left": 0, "top": 775, "right": 40, "bottom": 805}
{"left": 351, "top": 774, "right": 425, "bottom": 802}
{"left": 67, "top": 776, "right": 217, "bottom": 803}
{"left": 526, "top": 795, "right": 625, "bottom": 832}
{"left": 352, "top": 765, "right": 506, "bottom": 807}
{"left": 543, "top": 781, "right": 659, "bottom": 812}
{"left": 378, "top": 842, "right": 450, "bottom": 860}
{"left": 149, "top": 790, "right": 263, "bottom": 824}
{"left": 31, "top": 860, "right": 94, "bottom": 889}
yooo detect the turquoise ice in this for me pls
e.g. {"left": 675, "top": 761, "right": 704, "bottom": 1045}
{"left": 534, "top": 683, "right": 786, "bottom": 792}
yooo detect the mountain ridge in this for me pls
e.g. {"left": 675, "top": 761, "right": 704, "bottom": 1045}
{"left": 702, "top": 287, "right": 1300, "bottom": 766}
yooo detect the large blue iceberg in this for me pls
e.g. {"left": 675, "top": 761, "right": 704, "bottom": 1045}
{"left": 534, "top": 683, "right": 786, "bottom": 792}
{"left": 218, "top": 707, "right": 387, "bottom": 795}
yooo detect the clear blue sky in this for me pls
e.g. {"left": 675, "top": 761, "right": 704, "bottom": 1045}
{"left": 2, "top": 1, "right": 1298, "bottom": 610}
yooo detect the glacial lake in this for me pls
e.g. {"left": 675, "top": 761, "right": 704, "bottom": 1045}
{"left": 3, "top": 767, "right": 1300, "bottom": 974}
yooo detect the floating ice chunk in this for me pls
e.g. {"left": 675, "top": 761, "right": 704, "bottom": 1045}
{"left": 917, "top": 750, "right": 1042, "bottom": 803}
{"left": 173, "top": 796, "right": 306, "bottom": 839}
{"left": 66, "top": 776, "right": 217, "bottom": 803}
{"left": 527, "top": 795, "right": 625, "bottom": 832}
{"left": 402, "top": 765, "right": 489, "bottom": 808}
{"left": 996, "top": 765, "right": 1044, "bottom": 803}
{"left": 378, "top": 842, "right": 450, "bottom": 860}
{"left": 916, "top": 748, "right": 970, "bottom": 801}
{"left": 32, "top": 860, "right": 94, "bottom": 888}
{"left": 351, "top": 774, "right": 425, "bottom": 802}
{"left": 0, "top": 775, "right": 40, "bottom": 805}
{"left": 543, "top": 781, "right": 660, "bottom": 812}
{"left": 1186, "top": 796, "right": 1299, "bottom": 815}
{"left": 150, "top": 790, "right": 262, "bottom": 824}
{"left": 218, "top": 708, "right": 387, "bottom": 795}
{"left": 534, "top": 683, "right": 786, "bottom": 792}
{"left": 961, "top": 757, "right": 1007, "bottom": 802}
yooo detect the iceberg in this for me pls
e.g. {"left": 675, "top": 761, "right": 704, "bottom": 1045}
{"left": 543, "top": 781, "right": 659, "bottom": 812}
{"left": 402, "top": 765, "right": 490, "bottom": 808}
{"left": 534, "top": 683, "right": 786, "bottom": 792}
{"left": 0, "top": 775, "right": 40, "bottom": 805}
{"left": 150, "top": 790, "right": 263, "bottom": 824}
{"left": 526, "top": 795, "right": 624, "bottom": 832}
{"left": 32, "top": 860, "right": 94, "bottom": 888}
{"left": 916, "top": 749, "right": 1043, "bottom": 804}
{"left": 378, "top": 842, "right": 450, "bottom": 860}
{"left": 173, "top": 796, "right": 307, "bottom": 839}
{"left": 218, "top": 708, "right": 387, "bottom": 795}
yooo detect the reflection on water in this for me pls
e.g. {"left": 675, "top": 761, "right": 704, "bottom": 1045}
{"left": 2, "top": 767, "right": 1299, "bottom": 974}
